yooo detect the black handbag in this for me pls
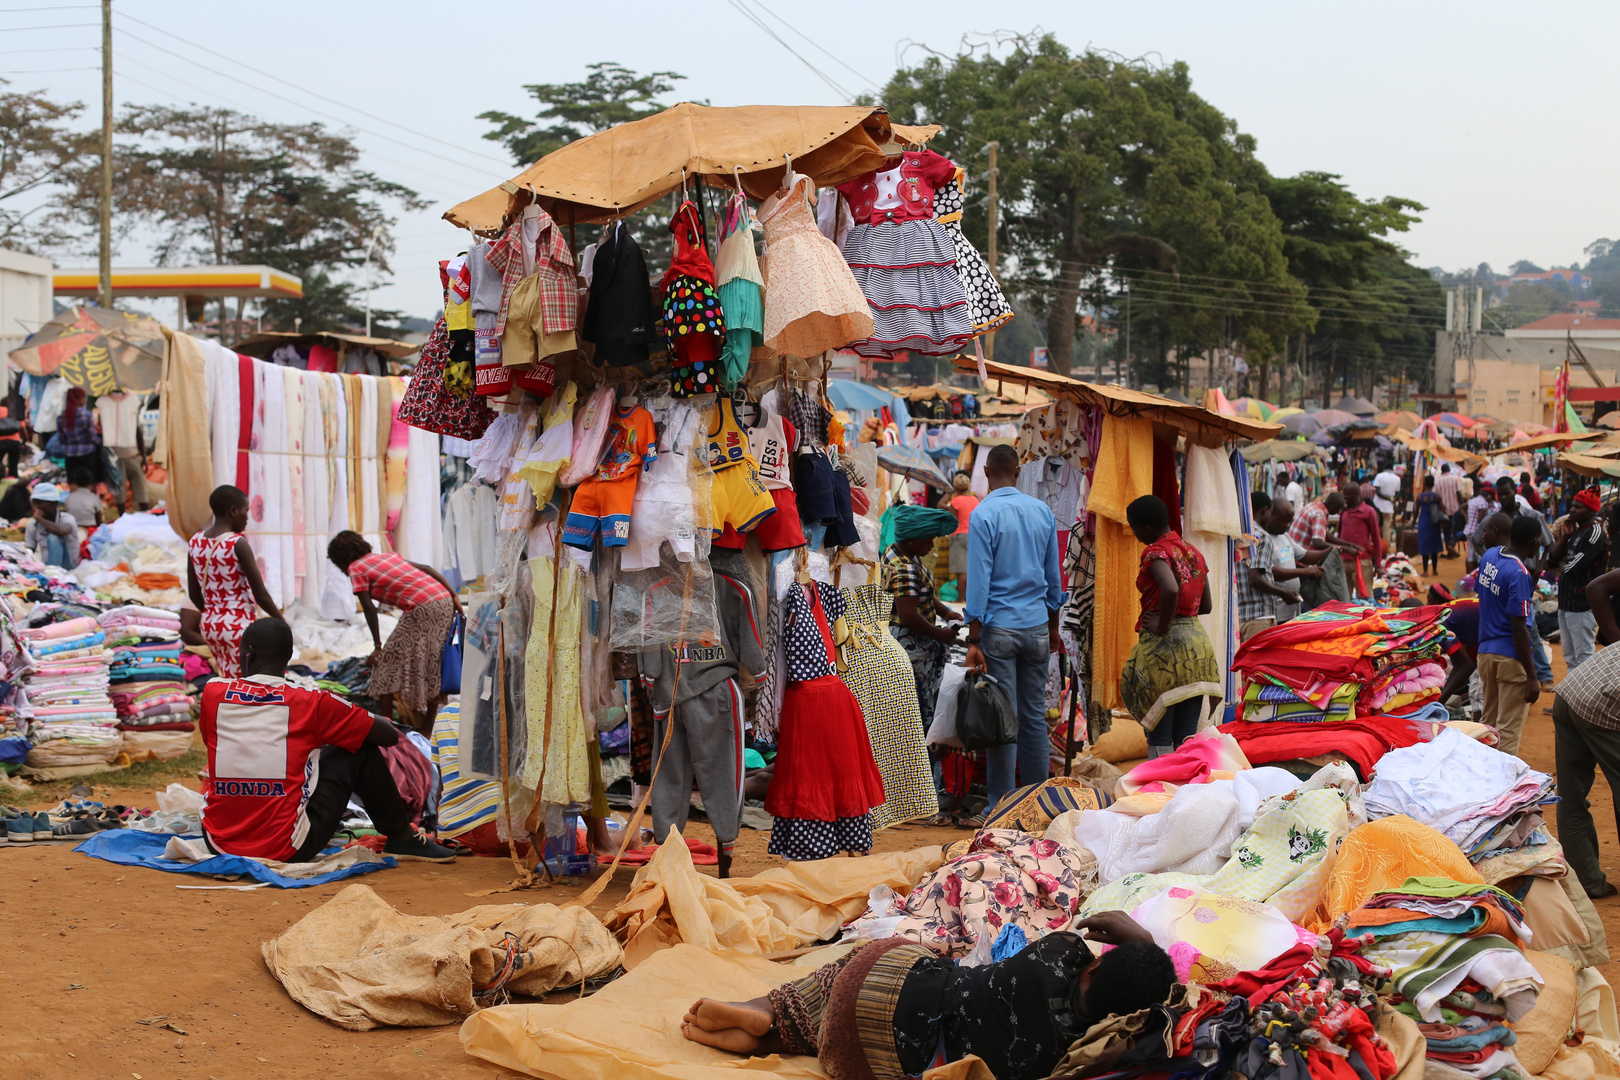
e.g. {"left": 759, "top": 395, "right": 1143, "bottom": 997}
{"left": 956, "top": 671, "right": 1017, "bottom": 751}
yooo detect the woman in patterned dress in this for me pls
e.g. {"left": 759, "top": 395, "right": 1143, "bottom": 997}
{"left": 186, "top": 485, "right": 281, "bottom": 679}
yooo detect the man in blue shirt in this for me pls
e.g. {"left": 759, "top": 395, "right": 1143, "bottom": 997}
{"left": 964, "top": 444, "right": 1066, "bottom": 811}
{"left": 1475, "top": 513, "right": 1542, "bottom": 755}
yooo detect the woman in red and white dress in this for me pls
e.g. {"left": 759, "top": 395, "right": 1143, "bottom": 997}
{"left": 186, "top": 485, "right": 281, "bottom": 678}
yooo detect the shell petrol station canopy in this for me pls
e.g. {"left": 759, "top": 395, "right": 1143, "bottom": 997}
{"left": 53, "top": 265, "right": 303, "bottom": 300}
{"left": 443, "top": 102, "right": 940, "bottom": 234}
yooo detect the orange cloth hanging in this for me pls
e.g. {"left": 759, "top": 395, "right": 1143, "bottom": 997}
{"left": 1088, "top": 416, "right": 1154, "bottom": 713}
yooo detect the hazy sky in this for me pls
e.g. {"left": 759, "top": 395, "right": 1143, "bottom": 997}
{"left": 16, "top": 0, "right": 1619, "bottom": 324}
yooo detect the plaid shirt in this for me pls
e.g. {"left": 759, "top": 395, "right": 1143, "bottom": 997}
{"left": 1556, "top": 641, "right": 1620, "bottom": 729}
{"left": 51, "top": 406, "right": 99, "bottom": 456}
{"left": 882, "top": 548, "right": 937, "bottom": 625}
{"left": 1435, "top": 472, "right": 1462, "bottom": 516}
{"left": 1289, "top": 500, "right": 1331, "bottom": 549}
{"left": 1235, "top": 532, "right": 1277, "bottom": 624}
{"left": 486, "top": 207, "right": 578, "bottom": 337}
{"left": 1464, "top": 495, "right": 1491, "bottom": 541}
{"left": 349, "top": 553, "right": 450, "bottom": 611}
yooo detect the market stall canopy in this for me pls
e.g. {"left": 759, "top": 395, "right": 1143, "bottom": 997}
{"left": 1203, "top": 388, "right": 1237, "bottom": 416}
{"left": 1376, "top": 410, "right": 1423, "bottom": 430}
{"left": 1281, "top": 413, "right": 1326, "bottom": 435}
{"left": 1269, "top": 407, "right": 1304, "bottom": 421}
{"left": 952, "top": 356, "right": 1280, "bottom": 445}
{"left": 8, "top": 304, "right": 165, "bottom": 392}
{"left": 444, "top": 103, "right": 940, "bottom": 233}
{"left": 232, "top": 330, "right": 420, "bottom": 361}
{"left": 824, "top": 379, "right": 894, "bottom": 412}
{"left": 1430, "top": 411, "right": 1476, "bottom": 430}
{"left": 877, "top": 444, "right": 951, "bottom": 490}
{"left": 1392, "top": 429, "right": 1488, "bottom": 469}
{"left": 1557, "top": 450, "right": 1620, "bottom": 479}
{"left": 1497, "top": 430, "right": 1589, "bottom": 454}
{"left": 1331, "top": 394, "right": 1377, "bottom": 417}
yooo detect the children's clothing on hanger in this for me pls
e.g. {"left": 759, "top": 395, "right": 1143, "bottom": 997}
{"left": 661, "top": 201, "right": 727, "bottom": 395}
{"left": 758, "top": 174, "right": 873, "bottom": 357}
{"left": 934, "top": 168, "right": 1013, "bottom": 334}
{"left": 714, "top": 193, "right": 764, "bottom": 390}
{"left": 562, "top": 402, "right": 657, "bottom": 549}
{"left": 836, "top": 149, "right": 973, "bottom": 358}
{"left": 583, "top": 221, "right": 658, "bottom": 365}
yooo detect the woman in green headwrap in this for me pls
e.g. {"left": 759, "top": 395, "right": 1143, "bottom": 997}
{"left": 883, "top": 505, "right": 964, "bottom": 738}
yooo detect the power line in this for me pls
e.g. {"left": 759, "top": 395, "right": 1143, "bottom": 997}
{"left": 736, "top": 0, "right": 882, "bottom": 92}
{"left": 113, "top": 9, "right": 516, "bottom": 170}
{"left": 0, "top": 45, "right": 95, "bottom": 53}
{"left": 720, "top": 0, "right": 853, "bottom": 100}
{"left": 112, "top": 25, "right": 505, "bottom": 186}
{"left": 1055, "top": 258, "right": 1450, "bottom": 306}
{"left": 0, "top": 22, "right": 95, "bottom": 30}
{"left": 0, "top": 65, "right": 97, "bottom": 74}
{"left": 0, "top": 4, "right": 96, "bottom": 9}
{"left": 112, "top": 58, "right": 470, "bottom": 201}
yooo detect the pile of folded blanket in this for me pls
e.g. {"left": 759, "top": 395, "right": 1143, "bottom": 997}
{"left": 99, "top": 606, "right": 192, "bottom": 745}
{"left": 1231, "top": 601, "right": 1455, "bottom": 723}
{"left": 1364, "top": 726, "right": 1557, "bottom": 868}
{"left": 18, "top": 612, "right": 118, "bottom": 766}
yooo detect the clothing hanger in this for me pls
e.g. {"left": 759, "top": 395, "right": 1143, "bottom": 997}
{"left": 521, "top": 187, "right": 540, "bottom": 221}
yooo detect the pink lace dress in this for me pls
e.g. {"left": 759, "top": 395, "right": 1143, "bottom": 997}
{"left": 758, "top": 174, "right": 873, "bottom": 358}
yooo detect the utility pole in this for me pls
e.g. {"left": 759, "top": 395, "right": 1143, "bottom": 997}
{"left": 983, "top": 141, "right": 998, "bottom": 362}
{"left": 363, "top": 223, "right": 384, "bottom": 337}
{"left": 1446, "top": 284, "right": 1482, "bottom": 412}
{"left": 98, "top": 0, "right": 112, "bottom": 311}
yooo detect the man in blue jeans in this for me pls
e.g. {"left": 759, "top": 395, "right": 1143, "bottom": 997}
{"left": 963, "top": 444, "right": 1066, "bottom": 813}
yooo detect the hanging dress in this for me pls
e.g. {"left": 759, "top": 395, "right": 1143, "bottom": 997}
{"left": 766, "top": 580, "right": 885, "bottom": 860}
{"left": 933, "top": 168, "right": 1013, "bottom": 334}
{"left": 714, "top": 193, "right": 764, "bottom": 389}
{"left": 839, "top": 582, "right": 938, "bottom": 830}
{"left": 836, "top": 150, "right": 973, "bottom": 358}
{"left": 661, "top": 200, "right": 727, "bottom": 396}
{"left": 758, "top": 174, "right": 873, "bottom": 358}
{"left": 188, "top": 531, "right": 258, "bottom": 679}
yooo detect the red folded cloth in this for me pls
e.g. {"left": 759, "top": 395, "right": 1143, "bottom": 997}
{"left": 1221, "top": 715, "right": 1437, "bottom": 779}
{"left": 613, "top": 837, "right": 719, "bottom": 866}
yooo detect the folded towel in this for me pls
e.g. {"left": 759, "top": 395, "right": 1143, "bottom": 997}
{"left": 19, "top": 616, "right": 100, "bottom": 641}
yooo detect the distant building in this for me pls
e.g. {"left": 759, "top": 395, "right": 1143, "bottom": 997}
{"left": 1508, "top": 268, "right": 1590, "bottom": 289}
{"left": 1505, "top": 313, "right": 1620, "bottom": 344}
{"left": 1433, "top": 325, "right": 1620, "bottom": 426}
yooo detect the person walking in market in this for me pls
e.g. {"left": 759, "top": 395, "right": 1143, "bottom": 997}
{"left": 1435, "top": 463, "right": 1462, "bottom": 557}
{"left": 1548, "top": 486, "right": 1609, "bottom": 673}
{"left": 963, "top": 444, "right": 1065, "bottom": 811}
{"left": 187, "top": 485, "right": 281, "bottom": 680}
{"left": 1336, "top": 481, "right": 1382, "bottom": 597}
{"left": 936, "top": 470, "right": 978, "bottom": 598}
{"left": 1120, "top": 494, "right": 1222, "bottom": 757}
{"left": 1550, "top": 566, "right": 1620, "bottom": 899}
{"left": 1474, "top": 513, "right": 1541, "bottom": 756}
{"left": 326, "top": 529, "right": 462, "bottom": 728}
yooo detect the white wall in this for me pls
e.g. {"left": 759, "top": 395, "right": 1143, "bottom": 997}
{"left": 0, "top": 249, "right": 54, "bottom": 360}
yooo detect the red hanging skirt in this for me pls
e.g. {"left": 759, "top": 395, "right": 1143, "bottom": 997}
{"left": 765, "top": 675, "right": 886, "bottom": 821}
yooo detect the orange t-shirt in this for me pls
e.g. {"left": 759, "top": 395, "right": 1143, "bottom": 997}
{"left": 949, "top": 494, "right": 979, "bottom": 535}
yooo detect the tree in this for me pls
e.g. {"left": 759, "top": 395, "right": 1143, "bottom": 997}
{"left": 1510, "top": 259, "right": 1545, "bottom": 275}
{"left": 480, "top": 62, "right": 684, "bottom": 166}
{"left": 881, "top": 37, "right": 1311, "bottom": 379}
{"left": 0, "top": 87, "right": 89, "bottom": 251}
{"left": 1261, "top": 171, "right": 1438, "bottom": 402}
{"left": 53, "top": 105, "right": 423, "bottom": 333}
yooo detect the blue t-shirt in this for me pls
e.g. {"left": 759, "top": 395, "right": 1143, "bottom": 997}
{"left": 1476, "top": 547, "right": 1535, "bottom": 658}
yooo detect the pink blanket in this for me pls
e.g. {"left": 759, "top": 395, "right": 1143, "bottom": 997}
{"left": 19, "top": 617, "right": 99, "bottom": 641}
{"left": 1117, "top": 729, "right": 1252, "bottom": 796}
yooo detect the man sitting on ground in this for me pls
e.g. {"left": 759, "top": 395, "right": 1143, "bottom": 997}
{"left": 198, "top": 618, "right": 456, "bottom": 864}
{"left": 24, "top": 482, "right": 79, "bottom": 569}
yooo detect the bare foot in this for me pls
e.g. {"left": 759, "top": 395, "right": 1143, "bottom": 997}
{"left": 682, "top": 1020, "right": 761, "bottom": 1054}
{"left": 687, "top": 998, "right": 774, "bottom": 1037}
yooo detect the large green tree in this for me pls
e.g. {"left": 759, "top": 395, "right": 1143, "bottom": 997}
{"left": 54, "top": 105, "right": 423, "bottom": 333}
{"left": 882, "top": 37, "right": 1311, "bottom": 380}
{"left": 0, "top": 87, "right": 89, "bottom": 252}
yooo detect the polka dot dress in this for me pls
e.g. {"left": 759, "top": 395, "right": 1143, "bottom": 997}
{"left": 662, "top": 274, "right": 726, "bottom": 395}
{"left": 934, "top": 173, "right": 1013, "bottom": 333}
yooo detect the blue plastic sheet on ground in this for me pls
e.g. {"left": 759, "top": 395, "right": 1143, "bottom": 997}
{"left": 73, "top": 828, "right": 395, "bottom": 888}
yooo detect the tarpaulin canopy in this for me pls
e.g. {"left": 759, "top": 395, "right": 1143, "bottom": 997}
{"left": 824, "top": 379, "right": 893, "bottom": 412}
{"left": 233, "top": 330, "right": 419, "bottom": 361}
{"left": 444, "top": 103, "right": 940, "bottom": 233}
{"left": 953, "top": 356, "right": 1280, "bottom": 446}
{"left": 8, "top": 304, "right": 166, "bottom": 393}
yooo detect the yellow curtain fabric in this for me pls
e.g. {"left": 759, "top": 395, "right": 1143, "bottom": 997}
{"left": 154, "top": 329, "right": 214, "bottom": 539}
{"left": 1088, "top": 417, "right": 1154, "bottom": 712}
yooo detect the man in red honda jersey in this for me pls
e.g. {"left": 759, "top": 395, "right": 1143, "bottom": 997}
{"left": 199, "top": 618, "right": 456, "bottom": 863}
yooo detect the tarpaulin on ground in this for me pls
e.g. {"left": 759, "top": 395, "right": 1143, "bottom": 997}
{"left": 74, "top": 828, "right": 395, "bottom": 888}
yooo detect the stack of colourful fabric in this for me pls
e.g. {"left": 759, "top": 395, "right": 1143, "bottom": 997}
{"left": 18, "top": 614, "right": 117, "bottom": 766}
{"left": 1231, "top": 601, "right": 1456, "bottom": 723}
{"left": 1363, "top": 727, "right": 1557, "bottom": 867}
{"left": 1220, "top": 714, "right": 1440, "bottom": 780}
{"left": 1347, "top": 877, "right": 1531, "bottom": 945}
{"left": 99, "top": 606, "right": 191, "bottom": 739}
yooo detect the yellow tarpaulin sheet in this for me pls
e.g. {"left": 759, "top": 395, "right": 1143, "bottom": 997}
{"left": 602, "top": 827, "right": 943, "bottom": 968}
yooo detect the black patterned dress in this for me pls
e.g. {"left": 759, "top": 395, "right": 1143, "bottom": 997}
{"left": 934, "top": 171, "right": 1013, "bottom": 334}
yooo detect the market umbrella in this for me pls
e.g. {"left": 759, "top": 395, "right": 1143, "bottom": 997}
{"left": 877, "top": 444, "right": 952, "bottom": 490}
{"left": 1232, "top": 397, "right": 1275, "bottom": 420}
{"left": 1270, "top": 406, "right": 1305, "bottom": 421}
{"left": 1311, "top": 409, "right": 1359, "bottom": 427}
{"left": 8, "top": 305, "right": 166, "bottom": 393}
{"left": 1331, "top": 394, "right": 1377, "bottom": 417}
{"left": 1471, "top": 412, "right": 1502, "bottom": 425}
{"left": 1431, "top": 411, "right": 1476, "bottom": 430}
{"left": 1376, "top": 410, "right": 1423, "bottom": 430}
{"left": 825, "top": 379, "right": 894, "bottom": 412}
{"left": 1600, "top": 413, "right": 1620, "bottom": 429}
{"left": 1280, "top": 412, "right": 1326, "bottom": 434}
{"left": 1204, "top": 388, "right": 1237, "bottom": 416}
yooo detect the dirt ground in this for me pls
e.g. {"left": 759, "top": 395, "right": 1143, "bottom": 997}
{"left": 4, "top": 551, "right": 1614, "bottom": 1080}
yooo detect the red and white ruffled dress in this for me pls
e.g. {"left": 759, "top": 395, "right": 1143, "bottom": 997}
{"left": 766, "top": 580, "right": 886, "bottom": 860}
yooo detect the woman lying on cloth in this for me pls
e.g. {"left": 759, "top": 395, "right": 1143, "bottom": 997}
{"left": 681, "top": 910, "right": 1175, "bottom": 1080}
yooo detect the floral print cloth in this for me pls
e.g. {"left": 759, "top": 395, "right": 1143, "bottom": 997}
{"left": 851, "top": 828, "right": 1098, "bottom": 957}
